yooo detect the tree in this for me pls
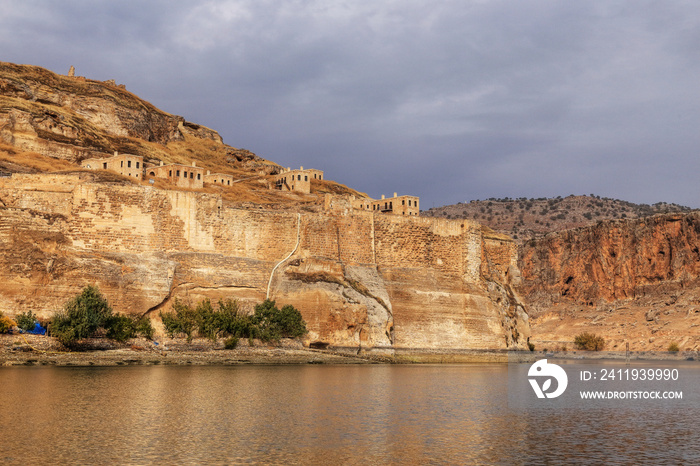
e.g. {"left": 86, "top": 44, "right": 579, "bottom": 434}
{"left": 51, "top": 285, "right": 113, "bottom": 347}
{"left": 252, "top": 300, "right": 307, "bottom": 341}
{"left": 160, "top": 299, "right": 198, "bottom": 342}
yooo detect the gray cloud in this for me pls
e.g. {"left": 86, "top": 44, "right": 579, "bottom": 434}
{"left": 2, "top": 0, "right": 698, "bottom": 207}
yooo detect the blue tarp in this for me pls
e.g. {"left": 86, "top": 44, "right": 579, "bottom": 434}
{"left": 26, "top": 322, "right": 46, "bottom": 335}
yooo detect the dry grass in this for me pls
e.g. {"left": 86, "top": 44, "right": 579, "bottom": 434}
{"left": 0, "top": 144, "right": 76, "bottom": 172}
{"left": 311, "top": 179, "right": 369, "bottom": 198}
{"left": 0, "top": 61, "right": 166, "bottom": 114}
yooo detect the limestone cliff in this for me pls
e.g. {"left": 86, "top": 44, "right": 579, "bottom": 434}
{"left": 0, "top": 174, "right": 530, "bottom": 351}
{"left": 0, "top": 61, "right": 529, "bottom": 351}
{"left": 519, "top": 213, "right": 700, "bottom": 351}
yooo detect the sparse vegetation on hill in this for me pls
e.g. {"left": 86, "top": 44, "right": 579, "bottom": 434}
{"left": 424, "top": 195, "right": 693, "bottom": 241}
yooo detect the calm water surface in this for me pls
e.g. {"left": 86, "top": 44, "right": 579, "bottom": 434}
{"left": 1, "top": 364, "right": 698, "bottom": 464}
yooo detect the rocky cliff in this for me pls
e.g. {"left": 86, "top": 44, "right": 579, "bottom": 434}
{"left": 0, "top": 61, "right": 530, "bottom": 351}
{"left": 0, "top": 174, "right": 529, "bottom": 351}
{"left": 520, "top": 213, "right": 700, "bottom": 351}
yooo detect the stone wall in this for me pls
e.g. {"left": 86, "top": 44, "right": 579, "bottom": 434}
{"left": 0, "top": 174, "right": 529, "bottom": 350}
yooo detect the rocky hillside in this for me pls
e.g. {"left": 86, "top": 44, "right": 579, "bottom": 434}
{"left": 424, "top": 195, "right": 692, "bottom": 241}
{"left": 0, "top": 61, "right": 362, "bottom": 206}
{"left": 0, "top": 62, "right": 257, "bottom": 166}
{"left": 426, "top": 195, "right": 700, "bottom": 352}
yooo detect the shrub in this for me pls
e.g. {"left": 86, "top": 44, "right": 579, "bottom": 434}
{"left": 573, "top": 332, "right": 605, "bottom": 351}
{"left": 105, "top": 314, "right": 154, "bottom": 342}
{"left": 252, "top": 300, "right": 307, "bottom": 342}
{"left": 135, "top": 315, "right": 154, "bottom": 340}
{"left": 668, "top": 342, "right": 680, "bottom": 352}
{"left": 16, "top": 310, "right": 39, "bottom": 332}
{"left": 51, "top": 285, "right": 113, "bottom": 348}
{"left": 217, "top": 299, "right": 255, "bottom": 339}
{"left": 160, "top": 299, "right": 198, "bottom": 342}
{"left": 224, "top": 336, "right": 239, "bottom": 350}
{"left": 196, "top": 299, "right": 219, "bottom": 341}
{"left": 528, "top": 341, "right": 535, "bottom": 352}
{"left": 0, "top": 312, "right": 17, "bottom": 334}
{"left": 160, "top": 298, "right": 307, "bottom": 343}
{"left": 161, "top": 298, "right": 251, "bottom": 342}
{"left": 105, "top": 314, "right": 136, "bottom": 342}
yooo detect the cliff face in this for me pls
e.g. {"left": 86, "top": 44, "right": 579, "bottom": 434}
{"left": 519, "top": 213, "right": 700, "bottom": 351}
{"left": 520, "top": 213, "right": 700, "bottom": 310}
{"left": 0, "top": 174, "right": 529, "bottom": 351}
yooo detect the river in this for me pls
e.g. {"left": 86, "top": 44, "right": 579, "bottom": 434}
{"left": 1, "top": 363, "right": 698, "bottom": 464}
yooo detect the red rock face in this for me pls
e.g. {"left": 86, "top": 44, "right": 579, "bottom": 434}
{"left": 519, "top": 213, "right": 700, "bottom": 311}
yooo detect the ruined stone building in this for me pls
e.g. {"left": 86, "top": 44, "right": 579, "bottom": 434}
{"left": 273, "top": 166, "right": 323, "bottom": 194}
{"left": 204, "top": 172, "right": 235, "bottom": 186}
{"left": 353, "top": 193, "right": 420, "bottom": 216}
{"left": 81, "top": 152, "right": 144, "bottom": 179}
{"left": 147, "top": 161, "right": 204, "bottom": 189}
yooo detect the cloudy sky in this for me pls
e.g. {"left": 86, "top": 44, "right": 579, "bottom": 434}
{"left": 2, "top": 1, "right": 698, "bottom": 208}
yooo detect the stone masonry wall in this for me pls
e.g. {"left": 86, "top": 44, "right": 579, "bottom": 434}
{"left": 0, "top": 174, "right": 529, "bottom": 350}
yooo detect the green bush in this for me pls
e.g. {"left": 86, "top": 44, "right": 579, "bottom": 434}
{"left": 161, "top": 298, "right": 259, "bottom": 342}
{"left": 528, "top": 341, "right": 535, "bottom": 352}
{"left": 573, "top": 332, "right": 605, "bottom": 351}
{"left": 252, "top": 300, "right": 307, "bottom": 342}
{"left": 16, "top": 310, "right": 39, "bottom": 332}
{"left": 105, "top": 314, "right": 154, "bottom": 342}
{"left": 159, "top": 298, "right": 307, "bottom": 343}
{"left": 217, "top": 299, "right": 255, "bottom": 339}
{"left": 105, "top": 314, "right": 136, "bottom": 342}
{"left": 135, "top": 315, "right": 155, "bottom": 340}
{"left": 196, "top": 299, "right": 220, "bottom": 341}
{"left": 51, "top": 285, "right": 113, "bottom": 348}
{"left": 160, "top": 299, "right": 199, "bottom": 342}
{"left": 668, "top": 342, "right": 680, "bottom": 352}
{"left": 224, "top": 336, "right": 240, "bottom": 350}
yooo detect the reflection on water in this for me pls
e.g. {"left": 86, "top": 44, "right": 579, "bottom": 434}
{"left": 1, "top": 364, "right": 699, "bottom": 464}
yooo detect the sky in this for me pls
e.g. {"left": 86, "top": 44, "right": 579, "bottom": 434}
{"left": 1, "top": 0, "right": 698, "bottom": 209}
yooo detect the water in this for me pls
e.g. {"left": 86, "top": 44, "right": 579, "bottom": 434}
{"left": 1, "top": 364, "right": 698, "bottom": 464}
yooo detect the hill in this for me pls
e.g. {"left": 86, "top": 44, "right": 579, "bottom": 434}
{"left": 0, "top": 61, "right": 363, "bottom": 207}
{"left": 423, "top": 195, "right": 693, "bottom": 241}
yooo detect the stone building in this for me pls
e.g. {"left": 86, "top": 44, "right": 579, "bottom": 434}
{"left": 273, "top": 166, "right": 324, "bottom": 194}
{"left": 81, "top": 152, "right": 144, "bottom": 179}
{"left": 147, "top": 161, "right": 204, "bottom": 189}
{"left": 203, "top": 172, "right": 235, "bottom": 186}
{"left": 354, "top": 192, "right": 420, "bottom": 216}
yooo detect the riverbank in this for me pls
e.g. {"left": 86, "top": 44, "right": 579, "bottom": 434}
{"left": 0, "top": 334, "right": 382, "bottom": 366}
{"left": 2, "top": 334, "right": 697, "bottom": 366}
{"left": 0, "top": 334, "right": 514, "bottom": 366}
